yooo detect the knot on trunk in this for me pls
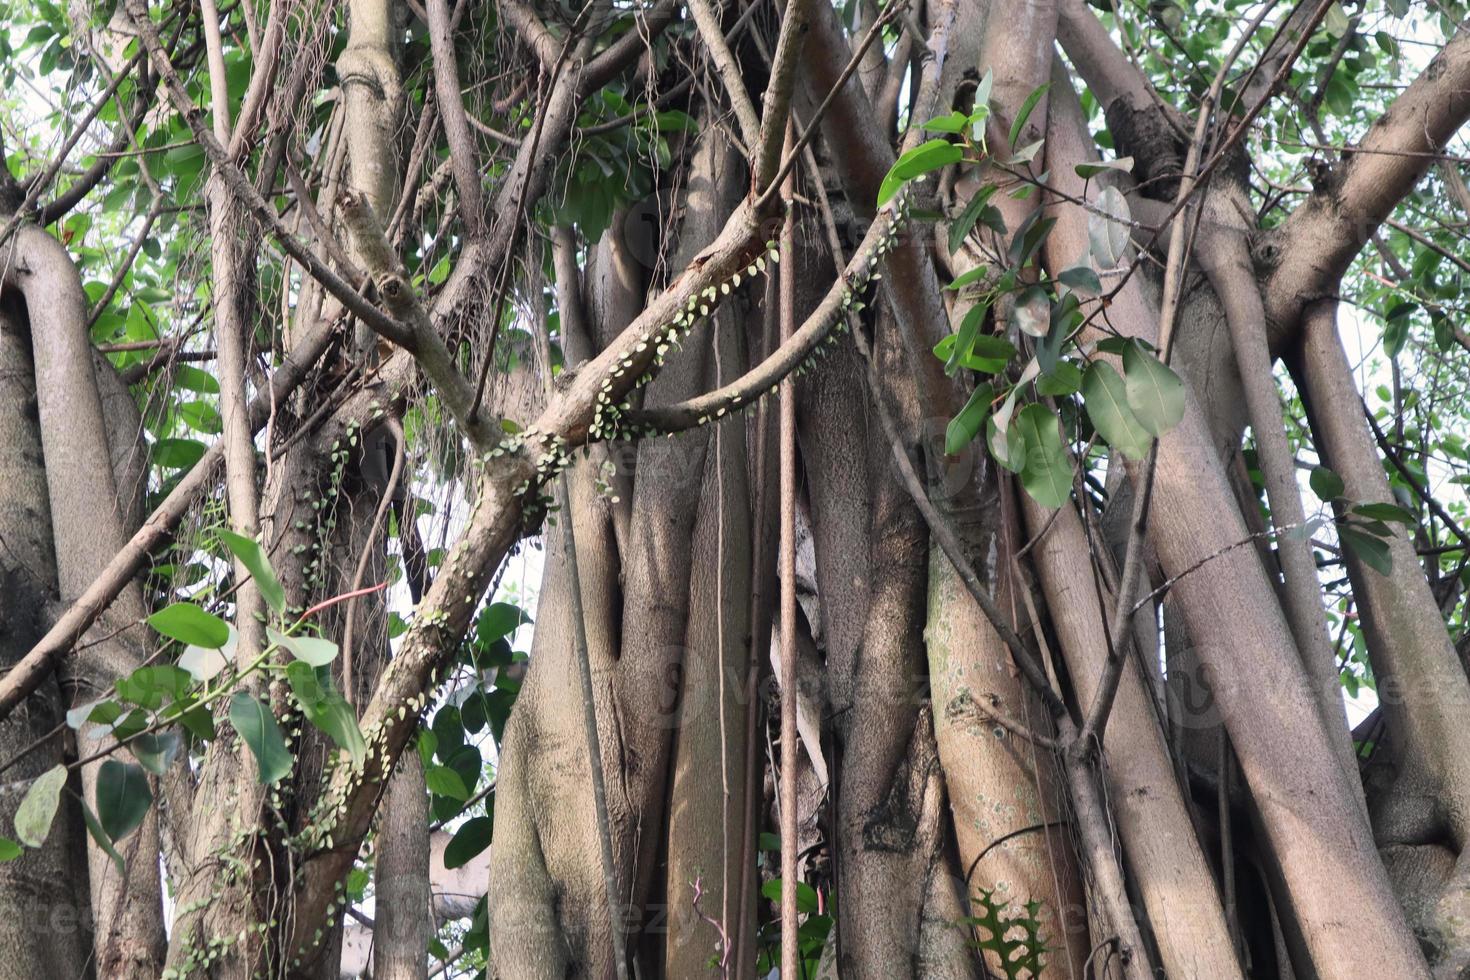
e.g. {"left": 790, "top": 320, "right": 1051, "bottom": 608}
{"left": 861, "top": 706, "right": 941, "bottom": 854}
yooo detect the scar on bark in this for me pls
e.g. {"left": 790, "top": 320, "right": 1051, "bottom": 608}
{"left": 863, "top": 705, "right": 942, "bottom": 854}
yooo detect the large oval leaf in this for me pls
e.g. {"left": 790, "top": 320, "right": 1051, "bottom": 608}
{"left": 1088, "top": 185, "right": 1131, "bottom": 269}
{"left": 15, "top": 764, "right": 68, "bottom": 847}
{"left": 877, "top": 139, "right": 964, "bottom": 206}
{"left": 96, "top": 760, "right": 152, "bottom": 841}
{"left": 945, "top": 383, "right": 992, "bottom": 456}
{"left": 1122, "top": 340, "right": 1185, "bottom": 437}
{"left": 1014, "top": 404, "right": 1073, "bottom": 509}
{"left": 444, "top": 815, "right": 493, "bottom": 870}
{"left": 229, "top": 692, "right": 293, "bottom": 785}
{"left": 267, "top": 627, "right": 339, "bottom": 667}
{"left": 1082, "top": 362, "right": 1152, "bottom": 461}
{"left": 130, "top": 731, "right": 182, "bottom": 776}
{"left": 426, "top": 765, "right": 470, "bottom": 802}
{"left": 152, "top": 437, "right": 207, "bottom": 469}
{"left": 476, "top": 602, "right": 531, "bottom": 645}
{"left": 148, "top": 602, "right": 230, "bottom": 649}
{"left": 301, "top": 692, "right": 367, "bottom": 769}
{"left": 216, "top": 530, "right": 287, "bottom": 617}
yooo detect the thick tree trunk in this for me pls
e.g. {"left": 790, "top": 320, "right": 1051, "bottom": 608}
{"left": 0, "top": 297, "right": 93, "bottom": 979}
{"left": 1293, "top": 300, "right": 1470, "bottom": 972}
{"left": 3, "top": 225, "right": 166, "bottom": 979}
{"left": 1044, "top": 68, "right": 1428, "bottom": 978}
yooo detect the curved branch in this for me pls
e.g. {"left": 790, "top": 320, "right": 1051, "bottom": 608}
{"left": 753, "top": 0, "right": 813, "bottom": 191}
{"left": 628, "top": 200, "right": 903, "bottom": 433}
{"left": 337, "top": 190, "right": 497, "bottom": 447}
{"left": 1265, "top": 26, "right": 1470, "bottom": 348}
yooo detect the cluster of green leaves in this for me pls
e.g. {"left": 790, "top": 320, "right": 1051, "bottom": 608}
{"left": 879, "top": 74, "right": 1185, "bottom": 509}
{"left": 1, "top": 530, "right": 361, "bottom": 861}
{"left": 1091, "top": 0, "right": 1468, "bottom": 678}
{"left": 1304, "top": 465, "right": 1416, "bottom": 577}
{"left": 545, "top": 85, "right": 697, "bottom": 243}
{"left": 754, "top": 844, "right": 834, "bottom": 976}
{"left": 409, "top": 599, "right": 529, "bottom": 975}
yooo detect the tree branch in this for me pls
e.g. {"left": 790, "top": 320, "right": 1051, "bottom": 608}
{"left": 1266, "top": 25, "right": 1470, "bottom": 348}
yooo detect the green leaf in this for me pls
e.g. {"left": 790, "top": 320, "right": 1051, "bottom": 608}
{"left": 174, "top": 365, "right": 219, "bottom": 394}
{"left": 1008, "top": 83, "right": 1050, "bottom": 149}
{"left": 877, "top": 139, "right": 964, "bottom": 206}
{"left": 922, "top": 110, "right": 969, "bottom": 134}
{"left": 1088, "top": 186, "right": 1131, "bottom": 269}
{"left": 67, "top": 698, "right": 123, "bottom": 731}
{"left": 1093, "top": 336, "right": 1136, "bottom": 355}
{"left": 1007, "top": 210, "right": 1055, "bottom": 267}
{"left": 945, "top": 383, "right": 993, "bottom": 456}
{"left": 1036, "top": 360, "right": 1083, "bottom": 396}
{"left": 267, "top": 627, "right": 338, "bottom": 667}
{"left": 417, "top": 727, "right": 438, "bottom": 769}
{"left": 229, "top": 692, "right": 293, "bottom": 785}
{"left": 1005, "top": 139, "right": 1044, "bottom": 165}
{"left": 1324, "top": 2, "right": 1349, "bottom": 36}
{"left": 1310, "top": 465, "right": 1346, "bottom": 501}
{"left": 0, "top": 837, "right": 21, "bottom": 862}
{"left": 1074, "top": 156, "right": 1134, "bottom": 179}
{"left": 1083, "top": 362, "right": 1151, "bottom": 460}
{"left": 948, "top": 186, "right": 998, "bottom": 255}
{"left": 148, "top": 602, "right": 229, "bottom": 649}
{"left": 946, "top": 304, "right": 985, "bottom": 374}
{"left": 178, "top": 400, "right": 222, "bottom": 435}
{"left": 303, "top": 693, "right": 367, "bottom": 768}
{"left": 946, "top": 264, "right": 990, "bottom": 291}
{"left": 1122, "top": 340, "right": 1185, "bottom": 436}
{"left": 1384, "top": 314, "right": 1410, "bottom": 358}
{"left": 95, "top": 760, "right": 151, "bottom": 841}
{"left": 281, "top": 660, "right": 365, "bottom": 766}
{"left": 987, "top": 410, "right": 1027, "bottom": 474}
{"left": 444, "top": 815, "right": 493, "bottom": 869}
{"left": 152, "top": 437, "right": 207, "bottom": 469}
{"left": 426, "top": 765, "right": 470, "bottom": 801}
{"left": 284, "top": 660, "right": 325, "bottom": 703}
{"left": 176, "top": 704, "right": 217, "bottom": 742}
{"left": 79, "top": 799, "right": 125, "bottom": 875}
{"left": 654, "top": 108, "right": 698, "bottom": 132}
{"left": 1014, "top": 404, "right": 1072, "bottom": 508}
{"left": 216, "top": 529, "right": 287, "bottom": 617}
{"left": 1340, "top": 525, "right": 1393, "bottom": 575}
{"left": 476, "top": 603, "right": 530, "bottom": 645}
{"left": 1013, "top": 287, "right": 1050, "bottom": 337}
{"left": 974, "top": 68, "right": 994, "bottom": 114}
{"left": 761, "top": 878, "right": 820, "bottom": 915}
{"left": 1351, "top": 502, "right": 1415, "bottom": 526}
{"left": 116, "top": 666, "right": 192, "bottom": 709}
{"left": 934, "top": 333, "right": 1008, "bottom": 374}
{"left": 15, "top": 765, "right": 68, "bottom": 847}
{"left": 1056, "top": 264, "right": 1102, "bottom": 296}
{"left": 129, "top": 731, "right": 181, "bottom": 776}
{"left": 985, "top": 388, "right": 1022, "bottom": 470}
